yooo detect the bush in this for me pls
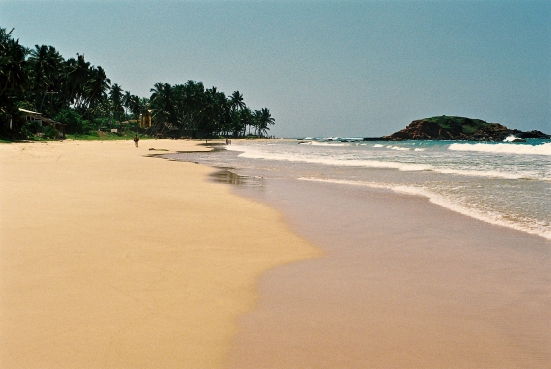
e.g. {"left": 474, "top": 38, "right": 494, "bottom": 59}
{"left": 20, "top": 120, "right": 42, "bottom": 138}
{"left": 54, "top": 110, "right": 91, "bottom": 134}
{"left": 43, "top": 125, "right": 59, "bottom": 139}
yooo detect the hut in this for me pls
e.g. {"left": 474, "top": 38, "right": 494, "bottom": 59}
{"left": 18, "top": 108, "right": 66, "bottom": 138}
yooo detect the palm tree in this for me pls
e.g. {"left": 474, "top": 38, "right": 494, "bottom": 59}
{"left": 122, "top": 90, "right": 132, "bottom": 117}
{"left": 62, "top": 53, "right": 90, "bottom": 111}
{"left": 257, "top": 108, "right": 275, "bottom": 137}
{"left": 252, "top": 109, "right": 262, "bottom": 136}
{"left": 0, "top": 29, "right": 28, "bottom": 100}
{"left": 128, "top": 94, "right": 142, "bottom": 119}
{"left": 229, "top": 90, "right": 246, "bottom": 112}
{"left": 84, "top": 66, "right": 110, "bottom": 119}
{"left": 109, "top": 83, "right": 124, "bottom": 123}
{"left": 28, "top": 45, "right": 63, "bottom": 112}
{"left": 150, "top": 82, "right": 175, "bottom": 127}
{"left": 178, "top": 80, "right": 205, "bottom": 136}
{"left": 0, "top": 28, "right": 29, "bottom": 133}
{"left": 240, "top": 107, "right": 253, "bottom": 136}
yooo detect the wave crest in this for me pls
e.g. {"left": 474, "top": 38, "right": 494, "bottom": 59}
{"left": 449, "top": 142, "right": 551, "bottom": 156}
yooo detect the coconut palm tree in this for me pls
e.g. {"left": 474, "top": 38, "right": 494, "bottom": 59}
{"left": 28, "top": 45, "right": 63, "bottom": 112}
{"left": 257, "top": 108, "right": 275, "bottom": 137}
{"left": 0, "top": 29, "right": 28, "bottom": 100}
{"left": 122, "top": 90, "right": 133, "bottom": 117}
{"left": 178, "top": 80, "right": 206, "bottom": 135}
{"left": 150, "top": 82, "right": 175, "bottom": 126}
{"left": 127, "top": 94, "right": 142, "bottom": 119}
{"left": 62, "top": 53, "right": 90, "bottom": 111}
{"left": 109, "top": 83, "right": 124, "bottom": 123}
{"left": 0, "top": 28, "right": 29, "bottom": 133}
{"left": 84, "top": 66, "right": 110, "bottom": 118}
{"left": 240, "top": 106, "right": 253, "bottom": 136}
{"left": 229, "top": 90, "right": 246, "bottom": 112}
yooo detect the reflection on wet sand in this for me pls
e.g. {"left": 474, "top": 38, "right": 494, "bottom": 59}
{"left": 210, "top": 168, "right": 265, "bottom": 187}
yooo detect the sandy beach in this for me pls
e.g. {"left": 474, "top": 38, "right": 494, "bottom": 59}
{"left": 2, "top": 138, "right": 549, "bottom": 369}
{"left": 0, "top": 139, "right": 320, "bottom": 368}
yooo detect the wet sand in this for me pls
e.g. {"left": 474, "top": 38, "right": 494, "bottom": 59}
{"left": 227, "top": 177, "right": 551, "bottom": 368}
{"left": 0, "top": 140, "right": 320, "bottom": 368}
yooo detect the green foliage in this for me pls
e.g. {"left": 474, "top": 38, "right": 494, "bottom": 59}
{"left": 424, "top": 116, "right": 491, "bottom": 134}
{"left": 54, "top": 109, "right": 92, "bottom": 134}
{"left": 43, "top": 125, "right": 59, "bottom": 139}
{"left": 20, "top": 120, "right": 41, "bottom": 138}
{"left": 0, "top": 26, "right": 275, "bottom": 139}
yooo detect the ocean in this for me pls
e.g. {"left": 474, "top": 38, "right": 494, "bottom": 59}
{"left": 166, "top": 138, "right": 551, "bottom": 242}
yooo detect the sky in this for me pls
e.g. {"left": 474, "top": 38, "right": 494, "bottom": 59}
{"left": 1, "top": 0, "right": 550, "bottom": 137}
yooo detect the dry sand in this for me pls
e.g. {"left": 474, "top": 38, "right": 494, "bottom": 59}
{"left": 0, "top": 139, "right": 320, "bottom": 368}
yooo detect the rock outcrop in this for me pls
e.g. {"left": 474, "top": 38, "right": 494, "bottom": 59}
{"left": 384, "top": 116, "right": 550, "bottom": 141}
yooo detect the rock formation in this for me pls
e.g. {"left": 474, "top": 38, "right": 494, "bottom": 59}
{"left": 383, "top": 116, "right": 550, "bottom": 141}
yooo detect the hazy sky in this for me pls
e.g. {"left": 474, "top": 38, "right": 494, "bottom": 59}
{"left": 1, "top": 0, "right": 550, "bottom": 137}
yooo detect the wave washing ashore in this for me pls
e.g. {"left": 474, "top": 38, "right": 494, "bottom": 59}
{"left": 168, "top": 138, "right": 551, "bottom": 241}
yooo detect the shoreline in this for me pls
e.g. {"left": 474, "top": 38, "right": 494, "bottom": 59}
{"left": 0, "top": 139, "right": 320, "bottom": 368}
{"left": 221, "top": 171, "right": 551, "bottom": 368}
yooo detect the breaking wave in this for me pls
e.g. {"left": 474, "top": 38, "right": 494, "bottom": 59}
{"left": 449, "top": 142, "right": 551, "bottom": 156}
{"left": 226, "top": 145, "right": 431, "bottom": 171}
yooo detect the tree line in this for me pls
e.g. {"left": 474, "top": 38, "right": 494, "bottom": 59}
{"left": 0, "top": 27, "right": 275, "bottom": 139}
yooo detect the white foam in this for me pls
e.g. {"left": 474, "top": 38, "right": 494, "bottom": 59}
{"left": 227, "top": 144, "right": 551, "bottom": 180}
{"left": 449, "top": 142, "right": 551, "bottom": 156}
{"left": 391, "top": 185, "right": 551, "bottom": 241}
{"left": 373, "top": 144, "right": 384, "bottom": 148}
{"left": 299, "top": 177, "right": 551, "bottom": 241}
{"left": 390, "top": 146, "right": 410, "bottom": 151}
{"left": 226, "top": 145, "right": 431, "bottom": 171}
{"left": 310, "top": 141, "right": 347, "bottom": 146}
{"left": 384, "top": 145, "right": 411, "bottom": 151}
{"left": 433, "top": 168, "right": 529, "bottom": 180}
{"left": 298, "top": 177, "right": 393, "bottom": 190}
{"left": 503, "top": 135, "right": 518, "bottom": 142}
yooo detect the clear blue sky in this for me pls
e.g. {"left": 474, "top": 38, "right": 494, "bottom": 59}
{"left": 1, "top": 0, "right": 550, "bottom": 137}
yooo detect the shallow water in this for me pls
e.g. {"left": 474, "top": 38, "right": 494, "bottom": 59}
{"left": 166, "top": 139, "right": 551, "bottom": 241}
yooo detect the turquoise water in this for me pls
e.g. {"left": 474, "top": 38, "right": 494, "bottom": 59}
{"left": 169, "top": 139, "right": 551, "bottom": 241}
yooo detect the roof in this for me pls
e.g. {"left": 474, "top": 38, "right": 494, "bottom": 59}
{"left": 18, "top": 108, "right": 42, "bottom": 115}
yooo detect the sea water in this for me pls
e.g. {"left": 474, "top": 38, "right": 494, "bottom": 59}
{"left": 167, "top": 139, "right": 551, "bottom": 241}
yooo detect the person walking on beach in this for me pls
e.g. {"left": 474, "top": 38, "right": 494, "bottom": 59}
{"left": 134, "top": 135, "right": 139, "bottom": 147}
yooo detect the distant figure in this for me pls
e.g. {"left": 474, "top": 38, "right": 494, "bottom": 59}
{"left": 226, "top": 138, "right": 229, "bottom": 145}
{"left": 134, "top": 135, "right": 139, "bottom": 147}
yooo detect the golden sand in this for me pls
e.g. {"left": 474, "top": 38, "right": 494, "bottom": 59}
{"left": 0, "top": 139, "right": 320, "bottom": 368}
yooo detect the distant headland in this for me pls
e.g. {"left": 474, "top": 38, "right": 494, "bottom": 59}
{"left": 373, "top": 116, "right": 550, "bottom": 142}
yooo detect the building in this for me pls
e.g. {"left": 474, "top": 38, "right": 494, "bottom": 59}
{"left": 139, "top": 110, "right": 153, "bottom": 128}
{"left": 18, "top": 108, "right": 66, "bottom": 137}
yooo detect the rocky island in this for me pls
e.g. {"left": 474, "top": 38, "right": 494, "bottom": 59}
{"left": 380, "top": 116, "right": 550, "bottom": 141}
